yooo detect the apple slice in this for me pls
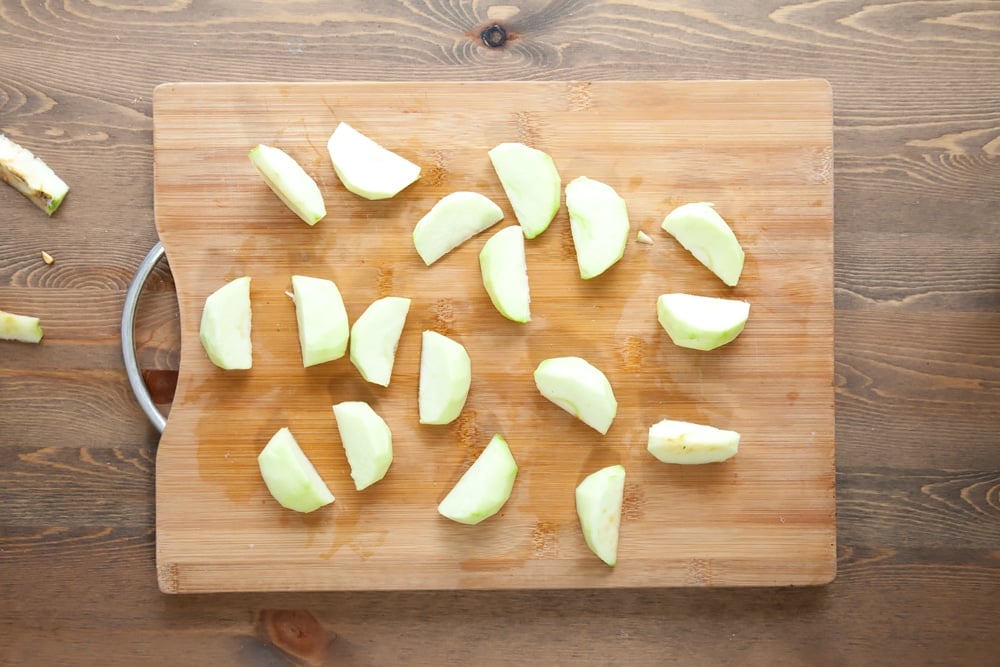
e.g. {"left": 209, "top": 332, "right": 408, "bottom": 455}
{"left": 349, "top": 296, "right": 411, "bottom": 386}
{"left": 248, "top": 144, "right": 326, "bottom": 226}
{"left": 0, "top": 133, "right": 69, "bottom": 216}
{"left": 647, "top": 419, "right": 740, "bottom": 464}
{"left": 289, "top": 275, "right": 349, "bottom": 368}
{"left": 487, "top": 142, "right": 561, "bottom": 239}
{"left": 0, "top": 309, "right": 43, "bottom": 343}
{"left": 657, "top": 293, "right": 749, "bottom": 351}
{"left": 576, "top": 464, "right": 626, "bottom": 567}
{"left": 418, "top": 330, "right": 472, "bottom": 425}
{"left": 564, "top": 176, "right": 630, "bottom": 279}
{"left": 636, "top": 230, "right": 654, "bottom": 245}
{"left": 533, "top": 356, "right": 617, "bottom": 435}
{"left": 327, "top": 122, "right": 421, "bottom": 200}
{"left": 257, "top": 427, "right": 335, "bottom": 513}
{"left": 332, "top": 401, "right": 393, "bottom": 490}
{"left": 199, "top": 276, "right": 252, "bottom": 370}
{"left": 412, "top": 192, "right": 504, "bottom": 266}
{"left": 438, "top": 434, "right": 518, "bottom": 525}
{"left": 661, "top": 202, "right": 745, "bottom": 287}
{"left": 479, "top": 225, "right": 531, "bottom": 323}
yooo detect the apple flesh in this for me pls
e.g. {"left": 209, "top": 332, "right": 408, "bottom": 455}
{"left": 438, "top": 434, "right": 518, "bottom": 525}
{"left": 412, "top": 192, "right": 504, "bottom": 266}
{"left": 479, "top": 225, "right": 531, "bottom": 323}
{"left": 487, "top": 142, "right": 561, "bottom": 239}
{"left": 533, "top": 356, "right": 617, "bottom": 435}
{"left": 327, "top": 122, "right": 421, "bottom": 200}
{"left": 656, "top": 293, "right": 749, "bottom": 351}
{"left": 647, "top": 419, "right": 740, "bottom": 464}
{"left": 418, "top": 330, "right": 472, "bottom": 425}
{"left": 564, "top": 176, "right": 630, "bottom": 279}
{"left": 0, "top": 309, "right": 43, "bottom": 343}
{"left": 661, "top": 202, "right": 745, "bottom": 287}
{"left": 289, "top": 275, "right": 349, "bottom": 367}
{"left": 257, "top": 427, "right": 335, "bottom": 513}
{"left": 349, "top": 296, "right": 411, "bottom": 386}
{"left": 248, "top": 144, "right": 326, "bottom": 226}
{"left": 199, "top": 276, "right": 252, "bottom": 370}
{"left": 332, "top": 401, "right": 393, "bottom": 490}
{"left": 0, "top": 133, "right": 69, "bottom": 216}
{"left": 636, "top": 230, "right": 653, "bottom": 245}
{"left": 576, "top": 464, "right": 625, "bottom": 567}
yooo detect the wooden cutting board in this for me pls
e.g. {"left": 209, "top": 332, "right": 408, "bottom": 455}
{"left": 152, "top": 80, "right": 835, "bottom": 593}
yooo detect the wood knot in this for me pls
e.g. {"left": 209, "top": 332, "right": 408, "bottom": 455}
{"left": 256, "top": 609, "right": 335, "bottom": 664}
{"left": 480, "top": 23, "right": 508, "bottom": 48}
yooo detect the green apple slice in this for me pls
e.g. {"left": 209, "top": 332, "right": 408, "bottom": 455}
{"left": 248, "top": 144, "right": 326, "bottom": 226}
{"left": 349, "top": 296, "right": 411, "bottom": 386}
{"left": 412, "top": 192, "right": 504, "bottom": 266}
{"left": 438, "top": 434, "right": 518, "bottom": 525}
{"left": 418, "top": 330, "right": 472, "bottom": 425}
{"left": 327, "top": 122, "right": 421, "bottom": 200}
{"left": 647, "top": 419, "right": 740, "bottom": 464}
{"left": 289, "top": 275, "right": 349, "bottom": 368}
{"left": 565, "top": 176, "right": 630, "bottom": 279}
{"left": 487, "top": 142, "right": 561, "bottom": 239}
{"left": 533, "top": 356, "right": 617, "bottom": 435}
{"left": 332, "top": 401, "right": 393, "bottom": 490}
{"left": 656, "top": 293, "right": 749, "bottom": 351}
{"left": 257, "top": 427, "right": 335, "bottom": 513}
{"left": 199, "top": 276, "right": 252, "bottom": 370}
{"left": 576, "top": 464, "right": 625, "bottom": 567}
{"left": 661, "top": 202, "right": 745, "bottom": 287}
{"left": 0, "top": 133, "right": 69, "bottom": 216}
{"left": 0, "top": 309, "right": 43, "bottom": 343}
{"left": 479, "top": 225, "right": 531, "bottom": 323}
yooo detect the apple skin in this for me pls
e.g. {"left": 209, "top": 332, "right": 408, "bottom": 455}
{"left": 479, "top": 225, "right": 531, "bottom": 323}
{"left": 488, "top": 142, "right": 561, "bottom": 239}
{"left": 656, "top": 293, "right": 749, "bottom": 351}
{"left": 418, "top": 330, "right": 472, "bottom": 425}
{"left": 349, "top": 296, "right": 411, "bottom": 386}
{"left": 327, "top": 122, "right": 421, "bottom": 200}
{"left": 412, "top": 192, "right": 504, "bottom": 266}
{"left": 564, "top": 176, "right": 630, "bottom": 280}
{"left": 533, "top": 356, "right": 618, "bottom": 435}
{"left": 332, "top": 401, "right": 394, "bottom": 490}
{"left": 647, "top": 419, "right": 740, "bottom": 464}
{"left": 0, "top": 133, "right": 70, "bottom": 216}
{"left": 199, "top": 276, "right": 252, "bottom": 370}
{"left": 575, "top": 464, "right": 626, "bottom": 567}
{"left": 661, "top": 202, "right": 745, "bottom": 287}
{"left": 257, "top": 427, "right": 335, "bottom": 513}
{"left": 0, "top": 309, "right": 43, "bottom": 343}
{"left": 437, "top": 433, "right": 518, "bottom": 525}
{"left": 248, "top": 144, "right": 326, "bottom": 226}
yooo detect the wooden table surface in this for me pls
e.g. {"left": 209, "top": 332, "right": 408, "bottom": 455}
{"left": 1, "top": 2, "right": 997, "bottom": 665}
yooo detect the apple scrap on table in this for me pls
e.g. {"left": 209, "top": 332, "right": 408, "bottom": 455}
{"left": 198, "top": 128, "right": 757, "bottom": 567}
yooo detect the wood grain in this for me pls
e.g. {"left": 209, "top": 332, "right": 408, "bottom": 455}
{"left": 0, "top": 0, "right": 997, "bottom": 663}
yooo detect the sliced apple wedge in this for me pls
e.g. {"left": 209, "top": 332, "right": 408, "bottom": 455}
{"left": 438, "top": 434, "right": 518, "bottom": 525}
{"left": 576, "top": 464, "right": 625, "bottom": 567}
{"left": 257, "top": 427, "right": 334, "bottom": 513}
{"left": 479, "top": 225, "right": 531, "bottom": 323}
{"left": 565, "top": 176, "right": 630, "bottom": 279}
{"left": 647, "top": 419, "right": 740, "bottom": 464}
{"left": 0, "top": 133, "right": 69, "bottom": 216}
{"left": 288, "top": 275, "right": 349, "bottom": 367}
{"left": 349, "top": 296, "right": 411, "bottom": 386}
{"left": 248, "top": 144, "right": 326, "bottom": 226}
{"left": 327, "top": 122, "right": 421, "bottom": 200}
{"left": 199, "top": 276, "right": 252, "bottom": 370}
{"left": 533, "top": 356, "right": 617, "bottom": 435}
{"left": 412, "top": 192, "right": 504, "bottom": 266}
{"left": 332, "top": 401, "right": 393, "bottom": 490}
{"left": 656, "top": 293, "right": 749, "bottom": 351}
{"left": 419, "top": 330, "right": 472, "bottom": 425}
{"left": 488, "top": 142, "right": 561, "bottom": 239}
{"left": 661, "top": 202, "right": 745, "bottom": 287}
{"left": 0, "top": 309, "right": 43, "bottom": 343}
